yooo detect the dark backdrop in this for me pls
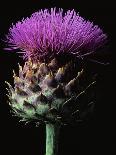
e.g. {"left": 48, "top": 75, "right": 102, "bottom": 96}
{"left": 0, "top": 1, "right": 115, "bottom": 155}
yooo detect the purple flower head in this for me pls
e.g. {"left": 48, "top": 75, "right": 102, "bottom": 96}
{"left": 5, "top": 8, "right": 107, "bottom": 60}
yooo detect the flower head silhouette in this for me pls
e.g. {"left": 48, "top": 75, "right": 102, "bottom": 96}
{"left": 5, "top": 8, "right": 107, "bottom": 155}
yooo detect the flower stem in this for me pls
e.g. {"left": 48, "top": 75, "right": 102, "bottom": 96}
{"left": 45, "top": 123, "right": 60, "bottom": 155}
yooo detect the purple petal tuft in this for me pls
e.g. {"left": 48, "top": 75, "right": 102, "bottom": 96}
{"left": 5, "top": 8, "right": 107, "bottom": 60}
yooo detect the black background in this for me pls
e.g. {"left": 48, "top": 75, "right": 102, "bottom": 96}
{"left": 0, "top": 0, "right": 115, "bottom": 155}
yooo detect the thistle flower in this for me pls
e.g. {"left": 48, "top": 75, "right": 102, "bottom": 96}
{"left": 6, "top": 8, "right": 107, "bottom": 60}
{"left": 5, "top": 8, "right": 107, "bottom": 155}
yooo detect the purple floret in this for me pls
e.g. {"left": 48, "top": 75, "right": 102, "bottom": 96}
{"left": 6, "top": 8, "right": 107, "bottom": 60}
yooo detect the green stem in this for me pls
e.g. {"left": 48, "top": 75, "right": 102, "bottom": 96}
{"left": 45, "top": 123, "right": 60, "bottom": 155}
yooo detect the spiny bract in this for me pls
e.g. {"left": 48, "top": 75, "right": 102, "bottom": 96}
{"left": 6, "top": 58, "right": 96, "bottom": 125}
